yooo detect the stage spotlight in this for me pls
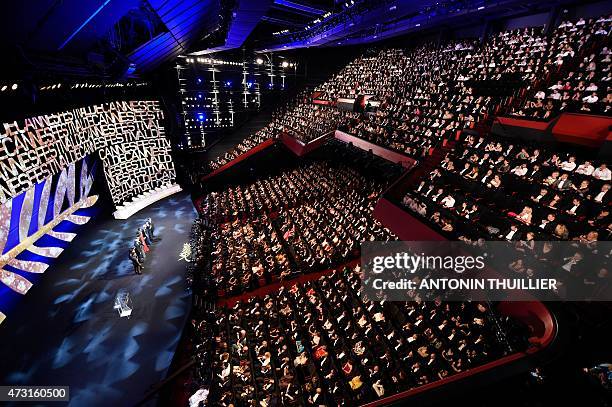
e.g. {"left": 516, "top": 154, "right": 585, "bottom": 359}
{"left": 196, "top": 77, "right": 202, "bottom": 84}
{"left": 11, "top": 83, "right": 18, "bottom": 90}
{"left": 256, "top": 58, "right": 264, "bottom": 65}
{"left": 196, "top": 112, "right": 206, "bottom": 122}
{"left": 282, "top": 61, "right": 289, "bottom": 68}
{"left": 1, "top": 85, "right": 6, "bottom": 91}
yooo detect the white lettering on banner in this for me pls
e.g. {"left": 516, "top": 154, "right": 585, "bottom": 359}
{"left": 0, "top": 100, "right": 175, "bottom": 206}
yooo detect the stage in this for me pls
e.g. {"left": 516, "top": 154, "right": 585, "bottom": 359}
{"left": 0, "top": 192, "right": 196, "bottom": 407}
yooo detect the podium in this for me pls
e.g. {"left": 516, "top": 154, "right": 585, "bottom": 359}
{"left": 114, "top": 290, "right": 133, "bottom": 318}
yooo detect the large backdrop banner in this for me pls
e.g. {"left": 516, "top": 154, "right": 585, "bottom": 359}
{"left": 0, "top": 100, "right": 176, "bottom": 207}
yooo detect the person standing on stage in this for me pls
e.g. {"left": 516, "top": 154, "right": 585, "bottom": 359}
{"left": 130, "top": 248, "right": 143, "bottom": 275}
{"left": 134, "top": 238, "right": 145, "bottom": 262}
{"left": 138, "top": 229, "right": 150, "bottom": 253}
{"left": 141, "top": 225, "right": 152, "bottom": 246}
{"left": 146, "top": 218, "right": 156, "bottom": 240}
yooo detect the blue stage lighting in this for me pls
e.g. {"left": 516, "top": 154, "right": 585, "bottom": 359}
{"left": 196, "top": 112, "right": 206, "bottom": 122}
{"left": 196, "top": 77, "right": 203, "bottom": 84}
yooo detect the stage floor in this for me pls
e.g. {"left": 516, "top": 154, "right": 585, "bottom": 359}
{"left": 0, "top": 192, "right": 196, "bottom": 407}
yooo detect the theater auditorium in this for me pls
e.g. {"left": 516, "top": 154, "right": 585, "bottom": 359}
{"left": 0, "top": 0, "right": 611, "bottom": 406}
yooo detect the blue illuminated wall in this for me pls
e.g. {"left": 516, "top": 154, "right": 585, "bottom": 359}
{"left": 0, "top": 155, "right": 99, "bottom": 320}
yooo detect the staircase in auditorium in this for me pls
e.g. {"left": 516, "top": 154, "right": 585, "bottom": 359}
{"left": 403, "top": 139, "right": 456, "bottom": 188}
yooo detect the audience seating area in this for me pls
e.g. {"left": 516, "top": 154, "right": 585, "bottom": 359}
{"left": 185, "top": 13, "right": 611, "bottom": 407}
{"left": 332, "top": 44, "right": 495, "bottom": 158}
{"left": 197, "top": 143, "right": 401, "bottom": 295}
{"left": 204, "top": 15, "right": 610, "bottom": 179}
{"left": 511, "top": 16, "right": 611, "bottom": 118}
{"left": 208, "top": 128, "right": 277, "bottom": 173}
{"left": 207, "top": 265, "right": 525, "bottom": 406}
{"left": 401, "top": 134, "right": 610, "bottom": 242}
{"left": 274, "top": 104, "right": 342, "bottom": 144}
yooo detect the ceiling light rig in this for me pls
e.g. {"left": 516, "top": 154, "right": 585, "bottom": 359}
{"left": 68, "top": 81, "right": 149, "bottom": 90}
{"left": 0, "top": 83, "right": 19, "bottom": 92}
{"left": 261, "top": 0, "right": 492, "bottom": 52}
{"left": 184, "top": 57, "right": 243, "bottom": 66}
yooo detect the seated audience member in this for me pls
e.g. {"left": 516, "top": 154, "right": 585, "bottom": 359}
{"left": 593, "top": 164, "right": 611, "bottom": 181}
{"left": 576, "top": 161, "right": 595, "bottom": 175}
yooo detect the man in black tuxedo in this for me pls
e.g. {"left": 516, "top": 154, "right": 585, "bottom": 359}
{"left": 537, "top": 213, "right": 557, "bottom": 234}
{"left": 500, "top": 224, "right": 522, "bottom": 241}
{"left": 526, "top": 164, "right": 543, "bottom": 183}
{"left": 146, "top": 217, "right": 158, "bottom": 241}
{"left": 530, "top": 188, "right": 549, "bottom": 204}
{"left": 130, "top": 248, "right": 143, "bottom": 275}
{"left": 565, "top": 198, "right": 585, "bottom": 217}
{"left": 592, "top": 183, "right": 610, "bottom": 206}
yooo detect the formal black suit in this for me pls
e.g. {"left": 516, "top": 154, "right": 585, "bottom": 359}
{"left": 130, "top": 249, "right": 143, "bottom": 274}
{"left": 500, "top": 228, "right": 522, "bottom": 241}
{"left": 536, "top": 220, "right": 557, "bottom": 234}
{"left": 526, "top": 169, "right": 543, "bottom": 183}
{"left": 592, "top": 189, "right": 610, "bottom": 206}
{"left": 564, "top": 202, "right": 586, "bottom": 217}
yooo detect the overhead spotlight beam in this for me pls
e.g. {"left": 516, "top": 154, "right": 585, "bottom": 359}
{"left": 58, "top": 0, "right": 112, "bottom": 50}
{"left": 261, "top": 16, "right": 306, "bottom": 28}
{"left": 273, "top": 0, "right": 327, "bottom": 16}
